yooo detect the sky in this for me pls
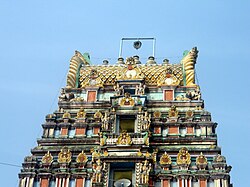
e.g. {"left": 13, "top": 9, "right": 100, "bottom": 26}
{"left": 0, "top": 0, "right": 249, "bottom": 186}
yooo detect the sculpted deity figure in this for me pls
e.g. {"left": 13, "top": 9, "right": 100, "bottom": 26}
{"left": 136, "top": 83, "right": 146, "bottom": 95}
{"left": 114, "top": 83, "right": 124, "bottom": 96}
{"left": 140, "top": 160, "right": 151, "bottom": 184}
{"left": 101, "top": 112, "right": 110, "bottom": 130}
{"left": 117, "top": 131, "right": 132, "bottom": 145}
{"left": 186, "top": 86, "right": 201, "bottom": 100}
{"left": 59, "top": 88, "right": 67, "bottom": 101}
{"left": 93, "top": 159, "right": 102, "bottom": 183}
{"left": 142, "top": 112, "right": 151, "bottom": 130}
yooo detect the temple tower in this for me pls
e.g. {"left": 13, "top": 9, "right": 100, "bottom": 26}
{"left": 19, "top": 47, "right": 232, "bottom": 187}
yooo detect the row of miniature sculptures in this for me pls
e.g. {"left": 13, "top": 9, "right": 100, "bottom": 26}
{"left": 159, "top": 147, "right": 230, "bottom": 172}
{"left": 38, "top": 147, "right": 230, "bottom": 185}
{"left": 40, "top": 147, "right": 228, "bottom": 170}
{"left": 59, "top": 84, "right": 201, "bottom": 103}
{"left": 48, "top": 105, "right": 199, "bottom": 123}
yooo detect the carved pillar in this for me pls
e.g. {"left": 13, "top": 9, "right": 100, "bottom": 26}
{"left": 103, "top": 162, "right": 110, "bottom": 187}
{"left": 135, "top": 163, "right": 141, "bottom": 187}
{"left": 223, "top": 179, "right": 228, "bottom": 187}
{"left": 214, "top": 179, "right": 220, "bottom": 187}
{"left": 19, "top": 178, "right": 25, "bottom": 187}
{"left": 136, "top": 112, "right": 143, "bottom": 133}
{"left": 28, "top": 178, "right": 34, "bottom": 187}
{"left": 55, "top": 178, "right": 58, "bottom": 187}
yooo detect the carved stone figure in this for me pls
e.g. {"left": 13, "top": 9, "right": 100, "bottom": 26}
{"left": 92, "top": 159, "right": 102, "bottom": 183}
{"left": 186, "top": 86, "right": 201, "bottom": 100}
{"left": 99, "top": 132, "right": 107, "bottom": 146}
{"left": 120, "top": 92, "right": 135, "bottom": 106}
{"left": 114, "top": 84, "right": 124, "bottom": 96}
{"left": 136, "top": 83, "right": 145, "bottom": 95}
{"left": 176, "top": 147, "right": 191, "bottom": 166}
{"left": 101, "top": 112, "right": 110, "bottom": 130}
{"left": 160, "top": 152, "right": 172, "bottom": 165}
{"left": 58, "top": 147, "right": 72, "bottom": 164}
{"left": 58, "top": 88, "right": 67, "bottom": 101}
{"left": 168, "top": 105, "right": 179, "bottom": 118}
{"left": 91, "top": 148, "right": 100, "bottom": 162}
{"left": 116, "top": 131, "right": 132, "bottom": 145}
{"left": 142, "top": 112, "right": 151, "bottom": 130}
{"left": 140, "top": 160, "right": 151, "bottom": 184}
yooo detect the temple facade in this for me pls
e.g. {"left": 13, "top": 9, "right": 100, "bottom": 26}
{"left": 19, "top": 47, "right": 232, "bottom": 187}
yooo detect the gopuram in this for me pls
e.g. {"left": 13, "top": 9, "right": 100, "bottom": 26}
{"left": 19, "top": 47, "right": 233, "bottom": 187}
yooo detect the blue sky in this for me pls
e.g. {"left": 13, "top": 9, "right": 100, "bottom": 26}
{"left": 0, "top": 1, "right": 249, "bottom": 186}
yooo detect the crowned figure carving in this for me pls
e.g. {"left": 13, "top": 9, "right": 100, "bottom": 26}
{"left": 185, "top": 109, "right": 194, "bottom": 122}
{"left": 99, "top": 132, "right": 107, "bottom": 146}
{"left": 212, "top": 154, "right": 227, "bottom": 170}
{"left": 120, "top": 92, "right": 135, "bottom": 107}
{"left": 168, "top": 105, "right": 178, "bottom": 118}
{"left": 177, "top": 147, "right": 191, "bottom": 169}
{"left": 58, "top": 147, "right": 72, "bottom": 164}
{"left": 116, "top": 131, "right": 132, "bottom": 145}
{"left": 91, "top": 148, "right": 101, "bottom": 162}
